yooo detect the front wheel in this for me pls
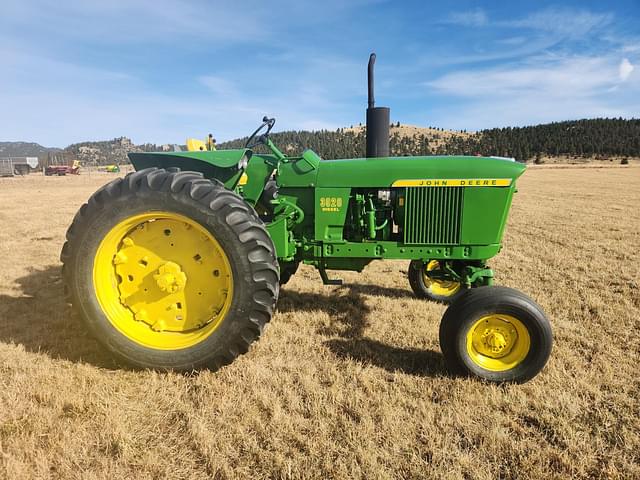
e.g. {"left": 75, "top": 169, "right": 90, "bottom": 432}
{"left": 439, "top": 286, "right": 552, "bottom": 383}
{"left": 408, "top": 259, "right": 465, "bottom": 303}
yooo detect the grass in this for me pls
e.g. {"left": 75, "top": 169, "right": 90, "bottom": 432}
{"left": 0, "top": 167, "right": 639, "bottom": 479}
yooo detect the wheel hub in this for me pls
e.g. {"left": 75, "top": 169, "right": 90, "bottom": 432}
{"left": 94, "top": 212, "right": 234, "bottom": 349}
{"left": 466, "top": 314, "right": 531, "bottom": 371}
{"left": 154, "top": 261, "right": 187, "bottom": 294}
{"left": 480, "top": 328, "right": 512, "bottom": 357}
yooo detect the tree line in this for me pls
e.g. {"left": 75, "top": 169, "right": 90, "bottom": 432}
{"left": 219, "top": 118, "right": 640, "bottom": 162}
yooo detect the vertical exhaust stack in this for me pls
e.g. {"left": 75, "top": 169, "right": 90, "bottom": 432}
{"left": 366, "top": 53, "right": 390, "bottom": 158}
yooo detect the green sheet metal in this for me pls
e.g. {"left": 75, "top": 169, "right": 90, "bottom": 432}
{"left": 128, "top": 149, "right": 250, "bottom": 188}
{"left": 315, "top": 155, "right": 525, "bottom": 187}
{"left": 127, "top": 145, "right": 526, "bottom": 280}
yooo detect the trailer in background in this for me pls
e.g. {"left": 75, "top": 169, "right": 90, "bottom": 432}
{"left": 45, "top": 160, "right": 81, "bottom": 176}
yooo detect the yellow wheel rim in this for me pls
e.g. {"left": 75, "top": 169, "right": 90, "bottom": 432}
{"left": 93, "top": 212, "right": 233, "bottom": 350}
{"left": 466, "top": 314, "right": 530, "bottom": 371}
{"left": 422, "top": 260, "right": 461, "bottom": 297}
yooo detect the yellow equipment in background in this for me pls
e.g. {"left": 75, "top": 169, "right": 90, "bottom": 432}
{"left": 186, "top": 138, "right": 207, "bottom": 151}
{"left": 186, "top": 134, "right": 217, "bottom": 151}
{"left": 97, "top": 164, "right": 121, "bottom": 173}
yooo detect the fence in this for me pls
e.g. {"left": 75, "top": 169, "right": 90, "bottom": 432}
{"left": 0, "top": 158, "right": 14, "bottom": 177}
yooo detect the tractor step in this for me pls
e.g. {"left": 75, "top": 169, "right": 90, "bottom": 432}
{"left": 318, "top": 268, "right": 342, "bottom": 286}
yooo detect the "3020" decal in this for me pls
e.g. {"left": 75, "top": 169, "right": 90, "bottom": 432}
{"left": 319, "top": 197, "right": 343, "bottom": 212}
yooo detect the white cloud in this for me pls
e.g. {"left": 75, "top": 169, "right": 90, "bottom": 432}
{"left": 198, "top": 76, "right": 239, "bottom": 98}
{"left": 424, "top": 95, "right": 627, "bottom": 132}
{"left": 0, "top": 0, "right": 272, "bottom": 46}
{"left": 427, "top": 57, "right": 625, "bottom": 97}
{"left": 0, "top": 47, "right": 359, "bottom": 146}
{"left": 619, "top": 58, "right": 634, "bottom": 81}
{"left": 622, "top": 43, "right": 640, "bottom": 53}
{"left": 498, "top": 36, "right": 528, "bottom": 46}
{"left": 0, "top": 0, "right": 378, "bottom": 145}
{"left": 1, "top": 1, "right": 636, "bottom": 145}
{"left": 505, "top": 8, "right": 613, "bottom": 37}
{"left": 428, "top": 7, "right": 615, "bottom": 69}
{"left": 423, "top": 54, "right": 640, "bottom": 130}
{"left": 447, "top": 8, "right": 488, "bottom": 27}
{"left": 445, "top": 7, "right": 612, "bottom": 37}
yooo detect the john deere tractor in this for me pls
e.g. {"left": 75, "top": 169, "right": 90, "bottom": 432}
{"left": 62, "top": 54, "right": 552, "bottom": 383}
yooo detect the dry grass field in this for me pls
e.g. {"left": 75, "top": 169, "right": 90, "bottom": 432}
{"left": 0, "top": 167, "right": 639, "bottom": 479}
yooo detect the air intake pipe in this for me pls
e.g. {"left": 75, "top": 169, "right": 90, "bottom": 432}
{"left": 366, "top": 53, "right": 390, "bottom": 158}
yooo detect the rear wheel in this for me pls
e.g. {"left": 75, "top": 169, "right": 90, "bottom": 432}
{"left": 61, "top": 168, "right": 279, "bottom": 370}
{"left": 408, "top": 259, "right": 465, "bottom": 303}
{"left": 439, "top": 286, "right": 552, "bottom": 383}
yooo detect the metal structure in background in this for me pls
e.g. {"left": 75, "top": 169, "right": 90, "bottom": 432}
{"left": 0, "top": 157, "right": 39, "bottom": 176}
{"left": 0, "top": 158, "right": 14, "bottom": 177}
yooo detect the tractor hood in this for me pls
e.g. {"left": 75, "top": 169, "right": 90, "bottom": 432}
{"left": 314, "top": 155, "right": 526, "bottom": 188}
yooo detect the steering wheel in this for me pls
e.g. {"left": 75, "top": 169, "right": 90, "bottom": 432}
{"left": 245, "top": 116, "right": 276, "bottom": 149}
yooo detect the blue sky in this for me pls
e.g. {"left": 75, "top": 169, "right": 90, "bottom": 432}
{"left": 1, "top": 0, "right": 639, "bottom": 147}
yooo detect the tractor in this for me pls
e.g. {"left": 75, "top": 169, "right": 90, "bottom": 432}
{"left": 62, "top": 54, "right": 552, "bottom": 383}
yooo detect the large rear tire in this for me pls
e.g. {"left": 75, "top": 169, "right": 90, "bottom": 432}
{"left": 61, "top": 168, "right": 279, "bottom": 371}
{"left": 439, "top": 286, "right": 552, "bottom": 383}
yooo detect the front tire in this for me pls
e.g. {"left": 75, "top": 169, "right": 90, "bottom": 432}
{"left": 439, "top": 286, "right": 552, "bottom": 383}
{"left": 408, "top": 259, "right": 465, "bottom": 303}
{"left": 61, "top": 168, "right": 279, "bottom": 371}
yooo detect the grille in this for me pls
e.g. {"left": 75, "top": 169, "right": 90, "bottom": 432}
{"left": 403, "top": 187, "right": 464, "bottom": 244}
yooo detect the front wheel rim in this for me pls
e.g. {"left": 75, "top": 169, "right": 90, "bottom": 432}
{"left": 93, "top": 212, "right": 234, "bottom": 350}
{"left": 422, "top": 260, "right": 461, "bottom": 297}
{"left": 466, "top": 314, "right": 531, "bottom": 371}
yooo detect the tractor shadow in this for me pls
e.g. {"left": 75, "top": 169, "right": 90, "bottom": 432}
{"left": 0, "top": 267, "right": 448, "bottom": 376}
{"left": 278, "top": 284, "right": 448, "bottom": 377}
{"left": 0, "top": 265, "right": 118, "bottom": 368}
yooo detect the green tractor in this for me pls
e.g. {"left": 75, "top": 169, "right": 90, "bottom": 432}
{"left": 62, "top": 54, "right": 551, "bottom": 383}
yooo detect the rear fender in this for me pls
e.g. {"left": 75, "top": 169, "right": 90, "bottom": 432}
{"left": 128, "top": 149, "right": 251, "bottom": 189}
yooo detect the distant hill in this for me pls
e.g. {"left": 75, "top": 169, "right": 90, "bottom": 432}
{"left": 0, "top": 141, "right": 61, "bottom": 157}
{"left": 0, "top": 138, "right": 160, "bottom": 166}
{"left": 218, "top": 123, "right": 471, "bottom": 159}
{"left": 3, "top": 118, "right": 638, "bottom": 165}
{"left": 219, "top": 118, "right": 640, "bottom": 162}
{"left": 345, "top": 123, "right": 472, "bottom": 151}
{"left": 63, "top": 137, "right": 162, "bottom": 165}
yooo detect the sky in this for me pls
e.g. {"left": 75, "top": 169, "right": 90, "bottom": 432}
{"left": 1, "top": 0, "right": 639, "bottom": 147}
